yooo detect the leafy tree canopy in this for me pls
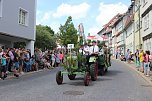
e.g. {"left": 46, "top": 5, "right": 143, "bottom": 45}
{"left": 35, "top": 25, "right": 57, "bottom": 50}
{"left": 58, "top": 16, "right": 78, "bottom": 46}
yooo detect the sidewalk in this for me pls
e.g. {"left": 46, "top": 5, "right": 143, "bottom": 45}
{"left": 113, "top": 58, "right": 152, "bottom": 85}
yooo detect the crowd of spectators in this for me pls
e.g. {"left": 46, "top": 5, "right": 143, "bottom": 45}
{"left": 0, "top": 48, "right": 64, "bottom": 80}
{"left": 117, "top": 49, "right": 152, "bottom": 78}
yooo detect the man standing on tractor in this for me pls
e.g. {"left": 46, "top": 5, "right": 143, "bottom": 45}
{"left": 86, "top": 41, "right": 99, "bottom": 65}
{"left": 89, "top": 41, "right": 99, "bottom": 55}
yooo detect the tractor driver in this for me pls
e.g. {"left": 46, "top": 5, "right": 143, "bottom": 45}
{"left": 89, "top": 41, "right": 99, "bottom": 55}
{"left": 86, "top": 41, "right": 99, "bottom": 65}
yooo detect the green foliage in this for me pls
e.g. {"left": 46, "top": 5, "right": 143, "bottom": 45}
{"left": 58, "top": 16, "right": 78, "bottom": 46}
{"left": 87, "top": 40, "right": 91, "bottom": 44}
{"left": 45, "top": 25, "right": 54, "bottom": 36}
{"left": 98, "top": 41, "right": 106, "bottom": 48}
{"left": 35, "top": 25, "right": 57, "bottom": 50}
{"left": 14, "top": 42, "right": 26, "bottom": 48}
{"left": 62, "top": 54, "right": 78, "bottom": 71}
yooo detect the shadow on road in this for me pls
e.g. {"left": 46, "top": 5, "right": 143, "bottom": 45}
{"left": 105, "top": 70, "right": 123, "bottom": 77}
{"left": 67, "top": 78, "right": 94, "bottom": 86}
{"left": 97, "top": 78, "right": 113, "bottom": 81}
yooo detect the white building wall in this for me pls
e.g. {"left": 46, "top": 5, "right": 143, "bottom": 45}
{"left": 0, "top": 0, "right": 36, "bottom": 54}
{"left": 140, "top": 0, "right": 152, "bottom": 52}
{"left": 125, "top": 23, "right": 134, "bottom": 53}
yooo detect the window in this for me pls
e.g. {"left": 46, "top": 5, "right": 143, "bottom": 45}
{"left": 140, "top": 17, "right": 142, "bottom": 28}
{"left": 142, "top": 0, "right": 147, "bottom": 7}
{"left": 19, "top": 8, "right": 28, "bottom": 26}
{"left": 136, "top": 20, "right": 140, "bottom": 31}
{"left": 135, "top": 0, "right": 140, "bottom": 12}
{"left": 120, "top": 34, "right": 124, "bottom": 41}
{"left": 144, "top": 13, "right": 149, "bottom": 30}
{"left": 146, "top": 41, "right": 151, "bottom": 51}
{"left": 0, "top": 0, "right": 3, "bottom": 17}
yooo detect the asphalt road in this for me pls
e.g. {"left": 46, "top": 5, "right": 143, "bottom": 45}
{"left": 0, "top": 60, "right": 152, "bottom": 101}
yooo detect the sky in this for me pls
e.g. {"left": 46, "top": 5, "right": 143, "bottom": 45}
{"left": 36, "top": 0, "right": 131, "bottom": 35}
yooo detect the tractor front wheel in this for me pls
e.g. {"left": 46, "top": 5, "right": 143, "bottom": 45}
{"left": 56, "top": 71, "right": 63, "bottom": 85}
{"left": 84, "top": 72, "right": 90, "bottom": 86}
{"left": 90, "top": 64, "right": 97, "bottom": 81}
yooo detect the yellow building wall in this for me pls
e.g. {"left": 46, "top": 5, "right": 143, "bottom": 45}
{"left": 134, "top": 9, "right": 143, "bottom": 50}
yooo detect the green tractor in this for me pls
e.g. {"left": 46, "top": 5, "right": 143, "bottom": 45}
{"left": 56, "top": 51, "right": 91, "bottom": 86}
{"left": 97, "top": 41, "right": 111, "bottom": 75}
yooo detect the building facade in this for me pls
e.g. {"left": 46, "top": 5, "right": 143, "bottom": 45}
{"left": 97, "top": 0, "right": 152, "bottom": 55}
{"left": 97, "top": 14, "right": 122, "bottom": 56}
{"left": 133, "top": 0, "right": 142, "bottom": 50}
{"left": 140, "top": 0, "right": 152, "bottom": 51}
{"left": 113, "top": 15, "right": 125, "bottom": 55}
{"left": 0, "top": 0, "right": 36, "bottom": 54}
{"left": 124, "top": 3, "right": 135, "bottom": 53}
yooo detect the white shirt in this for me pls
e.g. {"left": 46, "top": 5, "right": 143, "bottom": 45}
{"left": 149, "top": 55, "right": 152, "bottom": 60}
{"left": 89, "top": 45, "right": 99, "bottom": 55}
{"left": 83, "top": 46, "right": 89, "bottom": 55}
{"left": 79, "top": 48, "right": 85, "bottom": 55}
{"left": 0, "top": 52, "right": 3, "bottom": 59}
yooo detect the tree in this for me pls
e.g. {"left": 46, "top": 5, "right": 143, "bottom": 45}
{"left": 58, "top": 16, "right": 78, "bottom": 46}
{"left": 45, "top": 25, "right": 54, "bottom": 36}
{"left": 14, "top": 42, "right": 26, "bottom": 48}
{"left": 35, "top": 25, "right": 57, "bottom": 50}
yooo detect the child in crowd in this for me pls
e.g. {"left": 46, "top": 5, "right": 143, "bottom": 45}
{"left": 143, "top": 51, "right": 150, "bottom": 77}
{"left": 51, "top": 52, "right": 56, "bottom": 67}
{"left": 55, "top": 52, "right": 60, "bottom": 67}
{"left": 1, "top": 54, "right": 7, "bottom": 80}
{"left": 60, "top": 52, "right": 64, "bottom": 63}
{"left": 30, "top": 55, "right": 38, "bottom": 71}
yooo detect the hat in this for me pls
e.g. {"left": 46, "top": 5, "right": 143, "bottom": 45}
{"left": 92, "top": 41, "right": 96, "bottom": 43}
